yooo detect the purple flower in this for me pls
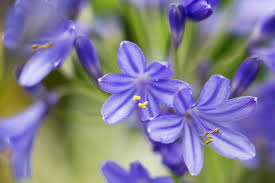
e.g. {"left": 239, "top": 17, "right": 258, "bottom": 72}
{"left": 101, "top": 161, "right": 173, "bottom": 183}
{"left": 231, "top": 57, "right": 261, "bottom": 97}
{"left": 168, "top": 3, "right": 186, "bottom": 49}
{"left": 74, "top": 36, "right": 103, "bottom": 81}
{"left": 251, "top": 45, "right": 275, "bottom": 72}
{"left": 147, "top": 74, "right": 257, "bottom": 176}
{"left": 0, "top": 93, "right": 58, "bottom": 180}
{"left": 183, "top": 0, "right": 220, "bottom": 22}
{"left": 99, "top": 41, "right": 189, "bottom": 124}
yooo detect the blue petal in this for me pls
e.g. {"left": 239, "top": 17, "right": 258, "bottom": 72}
{"left": 150, "top": 79, "right": 190, "bottom": 107}
{"left": 197, "top": 96, "right": 257, "bottom": 123}
{"left": 139, "top": 90, "right": 160, "bottom": 121}
{"left": 208, "top": 0, "right": 220, "bottom": 7}
{"left": 18, "top": 21, "right": 76, "bottom": 87}
{"left": 101, "top": 161, "right": 129, "bottom": 183}
{"left": 196, "top": 74, "right": 230, "bottom": 110}
{"left": 209, "top": 123, "right": 256, "bottom": 160}
{"left": 129, "top": 161, "right": 150, "bottom": 180}
{"left": 74, "top": 36, "right": 103, "bottom": 81}
{"left": 101, "top": 89, "right": 137, "bottom": 124}
{"left": 173, "top": 88, "right": 194, "bottom": 115}
{"left": 147, "top": 115, "right": 183, "bottom": 144}
{"left": 182, "top": 120, "right": 204, "bottom": 176}
{"left": 186, "top": 0, "right": 213, "bottom": 22}
{"left": 151, "top": 177, "right": 174, "bottom": 183}
{"left": 117, "top": 41, "right": 146, "bottom": 77}
{"left": 98, "top": 73, "right": 135, "bottom": 94}
{"left": 145, "top": 62, "right": 173, "bottom": 80}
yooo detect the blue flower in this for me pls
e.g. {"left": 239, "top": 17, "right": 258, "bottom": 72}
{"left": 0, "top": 93, "right": 58, "bottom": 180}
{"left": 99, "top": 41, "right": 189, "bottom": 124}
{"left": 147, "top": 74, "right": 257, "bottom": 176}
{"left": 168, "top": 3, "right": 186, "bottom": 49}
{"left": 183, "top": 0, "right": 220, "bottom": 22}
{"left": 18, "top": 20, "right": 77, "bottom": 87}
{"left": 101, "top": 161, "right": 173, "bottom": 183}
{"left": 231, "top": 57, "right": 261, "bottom": 97}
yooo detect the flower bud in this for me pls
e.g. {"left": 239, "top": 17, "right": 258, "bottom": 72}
{"left": 184, "top": 0, "right": 219, "bottom": 22}
{"left": 168, "top": 3, "right": 186, "bottom": 49}
{"left": 231, "top": 57, "right": 261, "bottom": 97}
{"left": 259, "top": 14, "right": 275, "bottom": 38}
{"left": 74, "top": 36, "right": 103, "bottom": 81}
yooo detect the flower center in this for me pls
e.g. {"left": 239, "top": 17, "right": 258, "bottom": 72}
{"left": 133, "top": 95, "right": 149, "bottom": 110}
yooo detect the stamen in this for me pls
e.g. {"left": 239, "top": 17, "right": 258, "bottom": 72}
{"left": 207, "top": 136, "right": 213, "bottom": 140}
{"left": 31, "top": 44, "right": 39, "bottom": 52}
{"left": 138, "top": 101, "right": 148, "bottom": 110}
{"left": 211, "top": 128, "right": 220, "bottom": 134}
{"left": 203, "top": 132, "right": 210, "bottom": 136}
{"left": 39, "top": 42, "right": 54, "bottom": 49}
{"left": 133, "top": 95, "right": 141, "bottom": 101}
{"left": 204, "top": 139, "right": 213, "bottom": 145}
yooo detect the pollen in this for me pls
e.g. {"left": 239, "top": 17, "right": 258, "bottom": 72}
{"left": 205, "top": 139, "right": 213, "bottom": 145}
{"left": 207, "top": 136, "right": 213, "bottom": 140}
{"left": 212, "top": 128, "right": 220, "bottom": 134}
{"left": 31, "top": 44, "right": 39, "bottom": 52}
{"left": 138, "top": 101, "right": 148, "bottom": 110}
{"left": 203, "top": 132, "right": 210, "bottom": 136}
{"left": 133, "top": 95, "right": 141, "bottom": 101}
{"left": 39, "top": 42, "right": 54, "bottom": 49}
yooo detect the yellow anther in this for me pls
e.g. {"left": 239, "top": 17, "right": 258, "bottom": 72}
{"left": 133, "top": 95, "right": 141, "bottom": 101}
{"left": 212, "top": 128, "right": 220, "bottom": 134}
{"left": 205, "top": 139, "right": 213, "bottom": 145}
{"left": 207, "top": 136, "right": 213, "bottom": 140}
{"left": 203, "top": 132, "right": 210, "bottom": 136}
{"left": 31, "top": 44, "right": 39, "bottom": 52}
{"left": 38, "top": 42, "right": 54, "bottom": 49}
{"left": 138, "top": 101, "right": 148, "bottom": 110}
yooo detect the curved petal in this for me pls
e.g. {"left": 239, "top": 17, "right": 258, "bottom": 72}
{"left": 139, "top": 90, "right": 160, "bottom": 121}
{"left": 130, "top": 161, "right": 150, "bottom": 180}
{"left": 182, "top": 120, "right": 204, "bottom": 176}
{"left": 147, "top": 115, "right": 183, "bottom": 144}
{"left": 173, "top": 88, "right": 194, "bottom": 115}
{"left": 209, "top": 124, "right": 256, "bottom": 160}
{"left": 98, "top": 73, "right": 135, "bottom": 94}
{"left": 196, "top": 74, "right": 230, "bottom": 110}
{"left": 151, "top": 177, "right": 173, "bottom": 183}
{"left": 197, "top": 96, "right": 257, "bottom": 123}
{"left": 208, "top": 0, "right": 220, "bottom": 7}
{"left": 145, "top": 62, "right": 173, "bottom": 80}
{"left": 117, "top": 41, "right": 146, "bottom": 77}
{"left": 150, "top": 79, "right": 190, "bottom": 107}
{"left": 18, "top": 21, "right": 76, "bottom": 87}
{"left": 101, "top": 161, "right": 129, "bottom": 183}
{"left": 0, "top": 101, "right": 47, "bottom": 138}
{"left": 101, "top": 89, "right": 137, "bottom": 125}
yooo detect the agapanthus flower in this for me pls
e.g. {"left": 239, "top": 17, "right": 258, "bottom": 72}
{"left": 0, "top": 92, "right": 58, "bottom": 180}
{"left": 183, "top": 0, "right": 220, "bottom": 22}
{"left": 250, "top": 45, "right": 275, "bottom": 72}
{"left": 99, "top": 41, "right": 189, "bottom": 124}
{"left": 147, "top": 74, "right": 257, "bottom": 175}
{"left": 168, "top": 3, "right": 186, "bottom": 49}
{"left": 101, "top": 160, "right": 173, "bottom": 183}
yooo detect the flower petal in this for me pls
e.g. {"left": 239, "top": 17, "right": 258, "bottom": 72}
{"left": 196, "top": 74, "right": 230, "bottom": 110}
{"left": 147, "top": 115, "right": 183, "bottom": 144}
{"left": 173, "top": 88, "right": 194, "bottom": 115}
{"left": 18, "top": 21, "right": 76, "bottom": 87}
{"left": 182, "top": 120, "right": 204, "bottom": 176}
{"left": 209, "top": 124, "right": 256, "bottom": 160}
{"left": 208, "top": 0, "right": 220, "bottom": 7}
{"left": 197, "top": 96, "right": 257, "bottom": 123}
{"left": 101, "top": 161, "right": 129, "bottom": 183}
{"left": 145, "top": 62, "right": 173, "bottom": 80}
{"left": 151, "top": 177, "right": 174, "bottom": 183}
{"left": 117, "top": 41, "right": 146, "bottom": 77}
{"left": 139, "top": 90, "right": 160, "bottom": 121}
{"left": 101, "top": 89, "right": 137, "bottom": 125}
{"left": 150, "top": 79, "right": 190, "bottom": 107}
{"left": 98, "top": 73, "right": 135, "bottom": 94}
{"left": 130, "top": 161, "right": 150, "bottom": 180}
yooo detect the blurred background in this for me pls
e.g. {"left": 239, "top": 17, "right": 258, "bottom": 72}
{"left": 0, "top": 0, "right": 275, "bottom": 183}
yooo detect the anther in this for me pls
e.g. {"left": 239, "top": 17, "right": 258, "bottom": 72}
{"left": 207, "top": 136, "right": 213, "bottom": 140}
{"left": 203, "top": 132, "right": 210, "bottom": 136}
{"left": 204, "top": 139, "right": 213, "bottom": 145}
{"left": 138, "top": 101, "right": 148, "bottom": 110}
{"left": 39, "top": 42, "right": 54, "bottom": 49}
{"left": 31, "top": 44, "right": 39, "bottom": 52}
{"left": 211, "top": 128, "right": 220, "bottom": 134}
{"left": 133, "top": 95, "right": 141, "bottom": 101}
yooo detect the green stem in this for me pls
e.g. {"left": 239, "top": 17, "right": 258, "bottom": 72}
{"left": 173, "top": 47, "right": 180, "bottom": 78}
